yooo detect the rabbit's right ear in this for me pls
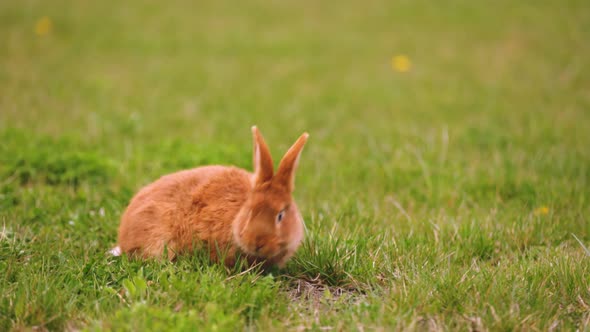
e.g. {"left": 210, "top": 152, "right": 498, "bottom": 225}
{"left": 252, "top": 126, "right": 274, "bottom": 185}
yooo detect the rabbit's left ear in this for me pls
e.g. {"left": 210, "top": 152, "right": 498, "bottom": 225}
{"left": 252, "top": 126, "right": 274, "bottom": 185}
{"left": 276, "top": 132, "right": 309, "bottom": 192}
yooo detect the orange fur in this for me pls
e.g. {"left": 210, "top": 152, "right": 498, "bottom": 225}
{"left": 116, "top": 127, "right": 309, "bottom": 268}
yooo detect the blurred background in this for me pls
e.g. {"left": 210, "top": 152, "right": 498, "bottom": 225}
{"left": 1, "top": 0, "right": 589, "bottom": 230}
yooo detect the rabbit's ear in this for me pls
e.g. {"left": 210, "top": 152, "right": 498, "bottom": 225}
{"left": 276, "top": 132, "right": 309, "bottom": 192}
{"left": 252, "top": 126, "right": 274, "bottom": 185}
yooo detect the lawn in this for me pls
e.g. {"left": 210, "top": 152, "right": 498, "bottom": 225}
{"left": 1, "top": 0, "right": 590, "bottom": 330}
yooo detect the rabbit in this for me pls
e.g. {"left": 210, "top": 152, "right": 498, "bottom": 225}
{"left": 110, "top": 126, "right": 309, "bottom": 268}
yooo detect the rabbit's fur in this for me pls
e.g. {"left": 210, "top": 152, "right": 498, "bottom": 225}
{"left": 113, "top": 126, "right": 309, "bottom": 267}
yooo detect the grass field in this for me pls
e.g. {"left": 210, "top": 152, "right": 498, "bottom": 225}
{"left": 1, "top": 0, "right": 590, "bottom": 330}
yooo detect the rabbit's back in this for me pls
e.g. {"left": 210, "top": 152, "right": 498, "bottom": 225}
{"left": 117, "top": 165, "right": 252, "bottom": 259}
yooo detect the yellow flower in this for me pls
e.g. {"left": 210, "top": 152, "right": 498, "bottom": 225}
{"left": 534, "top": 206, "right": 549, "bottom": 216}
{"left": 35, "top": 17, "right": 52, "bottom": 36}
{"left": 391, "top": 55, "right": 412, "bottom": 73}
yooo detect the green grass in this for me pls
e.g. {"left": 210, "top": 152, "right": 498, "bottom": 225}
{"left": 1, "top": 0, "right": 590, "bottom": 330}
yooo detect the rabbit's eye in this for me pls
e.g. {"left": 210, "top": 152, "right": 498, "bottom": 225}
{"left": 276, "top": 210, "right": 285, "bottom": 223}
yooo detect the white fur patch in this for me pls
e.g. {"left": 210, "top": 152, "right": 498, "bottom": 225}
{"left": 109, "top": 246, "right": 122, "bottom": 256}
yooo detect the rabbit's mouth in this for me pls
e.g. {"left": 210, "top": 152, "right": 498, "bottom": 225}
{"left": 269, "top": 248, "right": 289, "bottom": 262}
{"left": 242, "top": 242, "right": 287, "bottom": 261}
